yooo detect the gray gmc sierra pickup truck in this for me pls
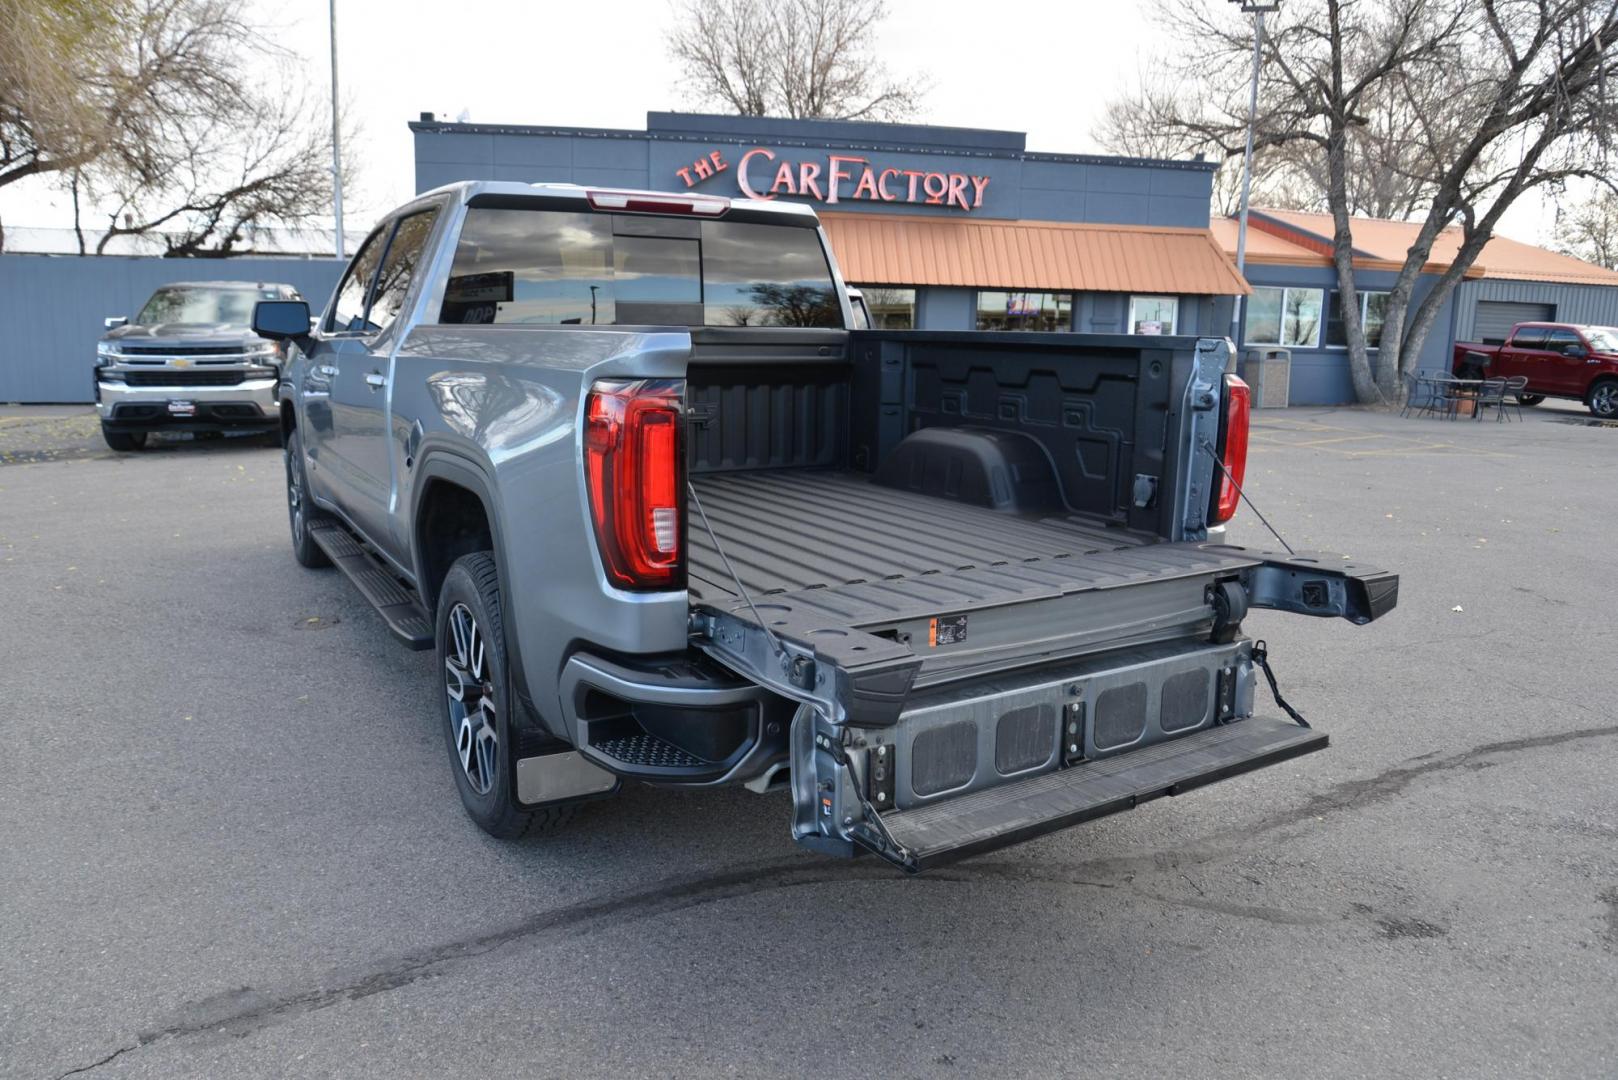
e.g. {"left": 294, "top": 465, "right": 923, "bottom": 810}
{"left": 252, "top": 181, "right": 1397, "bottom": 872}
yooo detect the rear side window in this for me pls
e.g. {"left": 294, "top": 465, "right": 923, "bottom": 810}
{"left": 328, "top": 227, "right": 388, "bottom": 333}
{"left": 438, "top": 207, "right": 842, "bottom": 328}
{"left": 1545, "top": 328, "right": 1581, "bottom": 354}
{"left": 368, "top": 208, "right": 440, "bottom": 333}
{"left": 1510, "top": 326, "right": 1547, "bottom": 349}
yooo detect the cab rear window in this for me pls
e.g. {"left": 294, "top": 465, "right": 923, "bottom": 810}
{"left": 438, "top": 208, "right": 842, "bottom": 328}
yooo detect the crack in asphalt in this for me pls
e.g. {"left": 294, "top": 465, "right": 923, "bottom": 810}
{"left": 51, "top": 1044, "right": 137, "bottom": 1079}
{"left": 46, "top": 721, "right": 1618, "bottom": 1077}
{"left": 1284, "top": 722, "right": 1618, "bottom": 823}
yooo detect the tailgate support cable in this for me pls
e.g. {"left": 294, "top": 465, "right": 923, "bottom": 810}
{"left": 1200, "top": 437, "right": 1295, "bottom": 556}
{"left": 687, "top": 480, "right": 788, "bottom": 664}
{"left": 1251, "top": 640, "right": 1310, "bottom": 728}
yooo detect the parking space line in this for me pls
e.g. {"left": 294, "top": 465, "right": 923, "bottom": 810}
{"left": 1287, "top": 434, "right": 1388, "bottom": 447}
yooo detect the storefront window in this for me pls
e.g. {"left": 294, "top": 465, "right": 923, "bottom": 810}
{"left": 1326, "top": 290, "right": 1388, "bottom": 348}
{"left": 853, "top": 285, "right": 917, "bottom": 329}
{"left": 976, "top": 291, "right": 1072, "bottom": 331}
{"left": 1129, "top": 295, "right": 1179, "bottom": 335}
{"left": 1245, "top": 286, "right": 1323, "bottom": 348}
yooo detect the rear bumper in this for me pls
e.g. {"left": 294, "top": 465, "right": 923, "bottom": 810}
{"left": 96, "top": 377, "right": 278, "bottom": 429}
{"left": 557, "top": 651, "right": 796, "bottom": 785}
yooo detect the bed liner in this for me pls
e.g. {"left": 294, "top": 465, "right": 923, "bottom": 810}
{"left": 687, "top": 470, "right": 1263, "bottom": 697}
{"left": 688, "top": 469, "right": 1256, "bottom": 617}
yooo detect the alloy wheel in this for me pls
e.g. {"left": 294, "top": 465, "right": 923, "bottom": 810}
{"left": 444, "top": 602, "right": 498, "bottom": 795}
{"left": 285, "top": 450, "right": 305, "bottom": 541}
{"left": 1593, "top": 383, "right": 1618, "bottom": 417}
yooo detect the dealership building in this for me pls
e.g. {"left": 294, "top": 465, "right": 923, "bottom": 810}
{"left": 7, "top": 110, "right": 1617, "bottom": 404}
{"left": 413, "top": 112, "right": 1248, "bottom": 340}
{"left": 412, "top": 110, "right": 1618, "bottom": 406}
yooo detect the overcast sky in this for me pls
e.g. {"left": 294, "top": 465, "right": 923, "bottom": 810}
{"left": 6, "top": 0, "right": 1557, "bottom": 245}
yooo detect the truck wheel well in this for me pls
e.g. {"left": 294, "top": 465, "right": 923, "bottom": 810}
{"left": 279, "top": 399, "right": 295, "bottom": 446}
{"left": 417, "top": 479, "right": 495, "bottom": 610}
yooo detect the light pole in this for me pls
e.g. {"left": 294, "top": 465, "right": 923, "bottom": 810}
{"left": 328, "top": 0, "right": 345, "bottom": 259}
{"left": 1228, "top": 1, "right": 1280, "bottom": 344}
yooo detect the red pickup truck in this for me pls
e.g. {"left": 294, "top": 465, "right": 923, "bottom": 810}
{"left": 1453, "top": 322, "right": 1618, "bottom": 417}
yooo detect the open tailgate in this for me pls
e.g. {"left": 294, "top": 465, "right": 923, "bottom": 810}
{"left": 690, "top": 543, "right": 1394, "bottom": 871}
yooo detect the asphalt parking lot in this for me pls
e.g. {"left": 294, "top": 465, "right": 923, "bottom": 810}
{"left": 3, "top": 400, "right": 1616, "bottom": 1079}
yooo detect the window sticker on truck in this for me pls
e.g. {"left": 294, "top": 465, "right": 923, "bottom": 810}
{"left": 929, "top": 615, "right": 968, "bottom": 647}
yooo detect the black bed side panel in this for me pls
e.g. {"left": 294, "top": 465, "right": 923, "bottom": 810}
{"left": 686, "top": 362, "right": 849, "bottom": 473}
{"left": 850, "top": 331, "right": 1185, "bottom": 533}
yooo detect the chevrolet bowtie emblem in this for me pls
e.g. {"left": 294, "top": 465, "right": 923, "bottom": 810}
{"left": 172, "top": 358, "right": 191, "bottom": 368}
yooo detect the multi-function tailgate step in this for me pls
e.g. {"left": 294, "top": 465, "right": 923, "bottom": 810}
{"left": 875, "top": 716, "right": 1325, "bottom": 871}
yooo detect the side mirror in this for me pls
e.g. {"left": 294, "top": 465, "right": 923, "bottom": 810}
{"left": 1566, "top": 344, "right": 1588, "bottom": 358}
{"left": 253, "top": 299, "right": 313, "bottom": 352}
{"left": 104, "top": 316, "right": 128, "bottom": 329}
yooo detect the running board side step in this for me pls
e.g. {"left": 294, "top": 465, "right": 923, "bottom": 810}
{"left": 869, "top": 716, "right": 1325, "bottom": 872}
{"left": 308, "top": 521, "right": 433, "bottom": 650}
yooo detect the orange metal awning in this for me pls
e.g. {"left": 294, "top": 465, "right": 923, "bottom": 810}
{"left": 820, "top": 212, "right": 1250, "bottom": 296}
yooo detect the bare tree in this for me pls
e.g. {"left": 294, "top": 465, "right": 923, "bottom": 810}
{"left": 667, "top": 0, "right": 926, "bottom": 120}
{"left": 0, "top": 0, "right": 341, "bottom": 253}
{"left": 1104, "top": 0, "right": 1618, "bottom": 404}
{"left": 89, "top": 85, "right": 346, "bottom": 256}
{"left": 1096, "top": 89, "right": 1311, "bottom": 215}
{"left": 1554, "top": 187, "right": 1618, "bottom": 269}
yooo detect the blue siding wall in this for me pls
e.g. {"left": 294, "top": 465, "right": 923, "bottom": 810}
{"left": 0, "top": 254, "right": 345, "bottom": 403}
{"left": 1235, "top": 264, "right": 1452, "bottom": 405}
{"left": 915, "top": 287, "right": 976, "bottom": 329}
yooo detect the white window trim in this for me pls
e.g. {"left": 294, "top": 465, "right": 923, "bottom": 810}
{"left": 1128, "top": 295, "right": 1179, "bottom": 335}
{"left": 1323, "top": 289, "right": 1389, "bottom": 351}
{"left": 1244, "top": 285, "right": 1324, "bottom": 349}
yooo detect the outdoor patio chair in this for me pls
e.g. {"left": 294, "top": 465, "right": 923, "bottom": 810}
{"left": 1503, "top": 375, "right": 1529, "bottom": 421}
{"left": 1399, "top": 371, "right": 1433, "bottom": 418}
{"left": 1476, "top": 376, "right": 1509, "bottom": 421}
{"left": 1423, "top": 371, "right": 1462, "bottom": 420}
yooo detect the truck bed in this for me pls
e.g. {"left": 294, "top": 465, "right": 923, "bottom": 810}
{"left": 683, "top": 330, "right": 1258, "bottom": 692}
{"left": 688, "top": 468, "right": 1154, "bottom": 600}
{"left": 688, "top": 470, "right": 1261, "bottom": 686}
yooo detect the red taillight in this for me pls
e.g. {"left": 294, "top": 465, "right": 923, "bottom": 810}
{"left": 585, "top": 189, "right": 729, "bottom": 216}
{"left": 585, "top": 379, "right": 684, "bottom": 589}
{"left": 1210, "top": 374, "right": 1251, "bottom": 525}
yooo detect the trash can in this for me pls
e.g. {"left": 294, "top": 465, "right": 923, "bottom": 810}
{"left": 1242, "top": 348, "right": 1292, "bottom": 408}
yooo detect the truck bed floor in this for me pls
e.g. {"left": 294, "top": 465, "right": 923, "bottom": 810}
{"left": 688, "top": 470, "right": 1150, "bottom": 600}
{"left": 686, "top": 469, "right": 1258, "bottom": 628}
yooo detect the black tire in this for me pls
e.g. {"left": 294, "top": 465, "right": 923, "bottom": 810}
{"left": 1587, "top": 378, "right": 1618, "bottom": 418}
{"left": 101, "top": 426, "right": 146, "bottom": 452}
{"left": 1517, "top": 393, "right": 1545, "bottom": 406}
{"left": 436, "top": 551, "right": 575, "bottom": 840}
{"left": 284, "top": 428, "right": 331, "bottom": 568}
